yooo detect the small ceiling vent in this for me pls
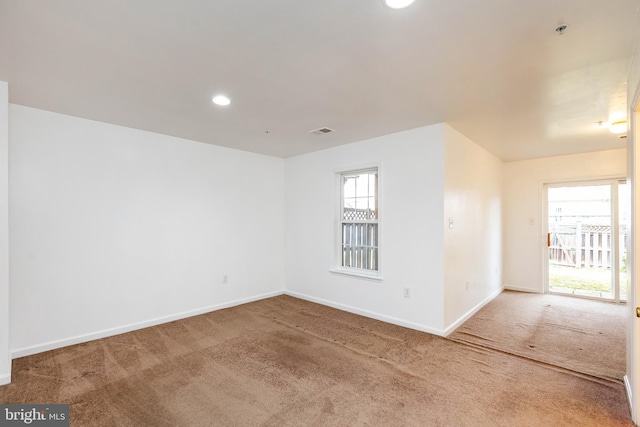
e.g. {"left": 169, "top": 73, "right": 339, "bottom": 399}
{"left": 308, "top": 127, "right": 335, "bottom": 136}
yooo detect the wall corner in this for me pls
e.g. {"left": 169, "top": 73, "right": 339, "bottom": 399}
{"left": 0, "top": 81, "right": 10, "bottom": 384}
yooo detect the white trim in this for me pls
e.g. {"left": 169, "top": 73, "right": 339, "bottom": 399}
{"left": 329, "top": 268, "right": 383, "bottom": 281}
{"left": 0, "top": 373, "right": 10, "bottom": 386}
{"left": 0, "top": 82, "right": 9, "bottom": 390}
{"left": 443, "top": 287, "right": 504, "bottom": 336}
{"left": 629, "top": 87, "right": 640, "bottom": 424}
{"left": 542, "top": 178, "right": 626, "bottom": 302}
{"left": 625, "top": 374, "right": 633, "bottom": 416}
{"left": 542, "top": 180, "right": 550, "bottom": 294}
{"left": 11, "top": 290, "right": 284, "bottom": 359}
{"left": 331, "top": 161, "right": 383, "bottom": 178}
{"left": 284, "top": 290, "right": 444, "bottom": 336}
{"left": 543, "top": 175, "right": 628, "bottom": 187}
{"left": 333, "top": 163, "right": 383, "bottom": 278}
{"left": 548, "top": 290, "right": 625, "bottom": 304}
{"left": 613, "top": 181, "right": 621, "bottom": 302}
{"left": 504, "top": 284, "right": 541, "bottom": 293}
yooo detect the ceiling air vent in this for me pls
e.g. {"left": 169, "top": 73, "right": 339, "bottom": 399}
{"left": 308, "top": 127, "right": 335, "bottom": 136}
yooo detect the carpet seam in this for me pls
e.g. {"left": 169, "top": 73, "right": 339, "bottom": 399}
{"left": 446, "top": 337, "right": 623, "bottom": 387}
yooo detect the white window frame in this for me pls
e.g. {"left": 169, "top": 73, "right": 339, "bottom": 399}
{"left": 330, "top": 166, "right": 382, "bottom": 281}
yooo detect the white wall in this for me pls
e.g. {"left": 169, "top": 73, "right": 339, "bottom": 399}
{"left": 285, "top": 125, "right": 446, "bottom": 333}
{"left": 9, "top": 105, "right": 285, "bottom": 356}
{"left": 443, "top": 125, "right": 502, "bottom": 331}
{"left": 0, "top": 82, "right": 9, "bottom": 384}
{"left": 629, "top": 28, "right": 640, "bottom": 113}
{"left": 503, "top": 149, "right": 627, "bottom": 293}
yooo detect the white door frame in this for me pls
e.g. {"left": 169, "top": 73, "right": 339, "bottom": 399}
{"left": 628, "top": 88, "right": 640, "bottom": 423}
{"left": 542, "top": 179, "right": 625, "bottom": 301}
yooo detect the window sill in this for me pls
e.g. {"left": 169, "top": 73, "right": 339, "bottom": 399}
{"left": 329, "top": 268, "right": 383, "bottom": 282}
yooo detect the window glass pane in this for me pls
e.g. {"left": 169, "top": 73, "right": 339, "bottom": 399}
{"left": 355, "top": 174, "right": 369, "bottom": 198}
{"left": 343, "top": 176, "right": 356, "bottom": 198}
{"left": 368, "top": 173, "right": 377, "bottom": 197}
{"left": 369, "top": 197, "right": 377, "bottom": 219}
{"left": 343, "top": 198, "right": 356, "bottom": 220}
{"left": 340, "top": 169, "right": 378, "bottom": 271}
{"left": 344, "top": 197, "right": 356, "bottom": 210}
{"left": 341, "top": 223, "right": 378, "bottom": 270}
{"left": 355, "top": 197, "right": 369, "bottom": 210}
{"left": 370, "top": 223, "right": 378, "bottom": 246}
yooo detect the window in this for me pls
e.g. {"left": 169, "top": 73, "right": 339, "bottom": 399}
{"left": 340, "top": 168, "right": 379, "bottom": 272}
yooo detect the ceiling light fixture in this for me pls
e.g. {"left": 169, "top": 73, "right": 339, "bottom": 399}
{"left": 383, "top": 0, "right": 415, "bottom": 9}
{"left": 212, "top": 95, "right": 231, "bottom": 106}
{"left": 609, "top": 120, "right": 627, "bottom": 134}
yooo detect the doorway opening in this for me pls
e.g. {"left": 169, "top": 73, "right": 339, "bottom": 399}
{"left": 545, "top": 180, "right": 629, "bottom": 302}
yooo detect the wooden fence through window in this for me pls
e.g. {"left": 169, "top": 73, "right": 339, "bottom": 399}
{"left": 342, "top": 207, "right": 378, "bottom": 270}
{"left": 549, "top": 224, "right": 626, "bottom": 269}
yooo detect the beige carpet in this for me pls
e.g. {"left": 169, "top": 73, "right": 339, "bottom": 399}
{"left": 448, "top": 290, "right": 626, "bottom": 383}
{"left": 0, "top": 295, "right": 633, "bottom": 426}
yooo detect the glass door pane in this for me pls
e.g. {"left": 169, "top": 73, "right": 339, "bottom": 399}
{"left": 548, "top": 184, "right": 613, "bottom": 299}
{"left": 619, "top": 181, "right": 630, "bottom": 301}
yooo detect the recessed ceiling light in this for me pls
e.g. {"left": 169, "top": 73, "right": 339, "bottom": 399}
{"left": 212, "top": 95, "right": 231, "bottom": 106}
{"left": 384, "top": 0, "right": 415, "bottom": 9}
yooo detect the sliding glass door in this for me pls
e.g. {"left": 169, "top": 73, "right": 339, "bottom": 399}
{"left": 546, "top": 180, "right": 628, "bottom": 302}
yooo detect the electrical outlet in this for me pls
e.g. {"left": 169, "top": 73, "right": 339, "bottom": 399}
{"left": 222, "top": 274, "right": 228, "bottom": 284}
{"left": 403, "top": 287, "right": 410, "bottom": 298}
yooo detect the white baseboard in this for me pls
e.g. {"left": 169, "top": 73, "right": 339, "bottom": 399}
{"left": 624, "top": 375, "right": 634, "bottom": 421}
{"left": 442, "top": 287, "right": 504, "bottom": 337}
{"left": 0, "top": 373, "right": 10, "bottom": 386}
{"left": 11, "top": 290, "right": 284, "bottom": 359}
{"left": 504, "top": 284, "right": 542, "bottom": 293}
{"left": 284, "top": 290, "right": 444, "bottom": 336}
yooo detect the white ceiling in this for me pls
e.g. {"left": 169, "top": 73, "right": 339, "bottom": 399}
{"left": 0, "top": 0, "right": 638, "bottom": 161}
